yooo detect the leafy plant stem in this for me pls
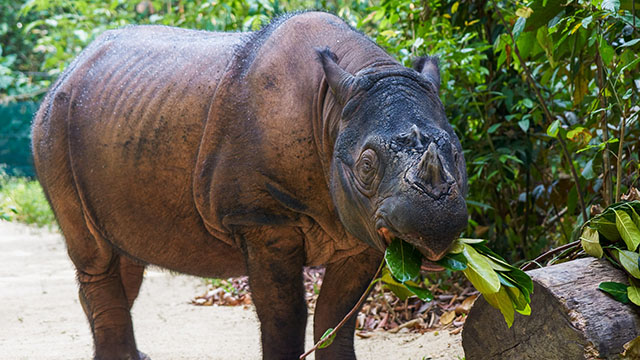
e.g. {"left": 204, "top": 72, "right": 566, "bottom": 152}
{"left": 299, "top": 258, "right": 385, "bottom": 359}
{"left": 492, "top": 1, "right": 588, "bottom": 223}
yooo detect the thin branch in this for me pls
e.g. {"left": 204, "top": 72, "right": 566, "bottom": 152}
{"left": 520, "top": 240, "right": 580, "bottom": 271}
{"left": 595, "top": 33, "right": 612, "bottom": 206}
{"left": 492, "top": 1, "right": 589, "bottom": 223}
{"left": 0, "top": 87, "right": 49, "bottom": 104}
{"left": 299, "top": 259, "right": 385, "bottom": 360}
{"left": 615, "top": 115, "right": 627, "bottom": 202}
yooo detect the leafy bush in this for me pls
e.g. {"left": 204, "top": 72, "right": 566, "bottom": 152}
{"left": 0, "top": 169, "right": 55, "bottom": 227}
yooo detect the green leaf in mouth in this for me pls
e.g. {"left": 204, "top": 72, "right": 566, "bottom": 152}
{"left": 384, "top": 238, "right": 421, "bottom": 284}
{"left": 384, "top": 237, "right": 533, "bottom": 327}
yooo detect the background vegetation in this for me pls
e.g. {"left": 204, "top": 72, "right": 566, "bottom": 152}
{"left": 0, "top": 0, "right": 638, "bottom": 267}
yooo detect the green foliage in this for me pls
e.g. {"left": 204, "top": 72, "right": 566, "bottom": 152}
{"left": 0, "top": 169, "right": 55, "bottom": 227}
{"left": 582, "top": 201, "right": 640, "bottom": 306}
{"left": 383, "top": 238, "right": 434, "bottom": 301}
{"left": 386, "top": 237, "right": 533, "bottom": 327}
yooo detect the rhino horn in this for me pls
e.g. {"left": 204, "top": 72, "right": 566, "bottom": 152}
{"left": 418, "top": 143, "right": 443, "bottom": 185}
{"left": 316, "top": 47, "right": 358, "bottom": 105}
{"left": 409, "top": 124, "right": 425, "bottom": 149}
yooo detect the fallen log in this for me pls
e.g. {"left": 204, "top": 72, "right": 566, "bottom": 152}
{"left": 462, "top": 257, "right": 640, "bottom": 359}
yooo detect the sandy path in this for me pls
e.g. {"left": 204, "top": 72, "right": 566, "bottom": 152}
{"left": 0, "top": 221, "right": 463, "bottom": 359}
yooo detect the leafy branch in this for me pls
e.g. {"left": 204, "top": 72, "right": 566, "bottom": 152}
{"left": 492, "top": 0, "right": 589, "bottom": 224}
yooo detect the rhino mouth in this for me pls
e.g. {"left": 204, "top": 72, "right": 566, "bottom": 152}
{"left": 375, "top": 217, "right": 446, "bottom": 272}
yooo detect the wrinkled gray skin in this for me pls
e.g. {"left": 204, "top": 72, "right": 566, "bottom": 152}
{"left": 323, "top": 52, "right": 468, "bottom": 260}
{"left": 32, "top": 11, "right": 467, "bottom": 360}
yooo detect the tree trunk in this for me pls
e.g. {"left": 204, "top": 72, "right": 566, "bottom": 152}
{"left": 462, "top": 257, "right": 640, "bottom": 359}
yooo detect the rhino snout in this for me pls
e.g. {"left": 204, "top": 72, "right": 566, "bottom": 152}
{"left": 376, "top": 187, "right": 467, "bottom": 261}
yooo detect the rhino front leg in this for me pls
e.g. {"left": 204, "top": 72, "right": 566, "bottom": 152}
{"left": 314, "top": 248, "right": 382, "bottom": 360}
{"left": 241, "top": 226, "right": 307, "bottom": 360}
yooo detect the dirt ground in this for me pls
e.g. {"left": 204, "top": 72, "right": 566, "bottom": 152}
{"left": 0, "top": 220, "right": 464, "bottom": 360}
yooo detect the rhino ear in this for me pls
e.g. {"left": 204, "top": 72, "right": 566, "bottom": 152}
{"left": 413, "top": 56, "right": 441, "bottom": 92}
{"left": 315, "top": 47, "right": 358, "bottom": 105}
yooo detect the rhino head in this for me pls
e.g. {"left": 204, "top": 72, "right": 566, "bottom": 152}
{"left": 318, "top": 48, "right": 468, "bottom": 261}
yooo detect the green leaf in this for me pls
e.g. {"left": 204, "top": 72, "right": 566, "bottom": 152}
{"left": 488, "top": 123, "right": 502, "bottom": 134}
{"left": 513, "top": 17, "right": 526, "bottom": 40}
{"left": 580, "top": 226, "right": 603, "bottom": 258}
{"left": 599, "top": 281, "right": 630, "bottom": 303}
{"left": 487, "top": 256, "right": 513, "bottom": 271}
{"left": 484, "top": 287, "right": 515, "bottom": 327}
{"left": 501, "top": 268, "right": 534, "bottom": 300}
{"left": 460, "top": 238, "right": 487, "bottom": 245}
{"left": 384, "top": 238, "right": 421, "bottom": 283}
{"left": 615, "top": 209, "right": 640, "bottom": 251}
{"left": 405, "top": 283, "right": 434, "bottom": 301}
{"left": 498, "top": 272, "right": 517, "bottom": 287}
{"left": 462, "top": 244, "right": 501, "bottom": 294}
{"left": 516, "top": 303, "right": 532, "bottom": 316}
{"left": 601, "top": 0, "right": 621, "bottom": 12}
{"left": 618, "top": 250, "right": 640, "bottom": 279}
{"left": 437, "top": 253, "right": 468, "bottom": 271}
{"left": 463, "top": 266, "right": 499, "bottom": 295}
{"left": 628, "top": 285, "right": 640, "bottom": 306}
{"left": 318, "top": 328, "right": 336, "bottom": 349}
{"left": 448, "top": 239, "right": 465, "bottom": 254}
{"left": 506, "top": 286, "right": 528, "bottom": 313}
{"left": 581, "top": 158, "right": 596, "bottom": 180}
{"left": 546, "top": 119, "right": 560, "bottom": 138}
{"left": 591, "top": 218, "right": 621, "bottom": 241}
{"left": 629, "top": 205, "right": 640, "bottom": 228}
{"left": 518, "top": 119, "right": 530, "bottom": 132}
{"left": 618, "top": 38, "right": 640, "bottom": 48}
{"left": 381, "top": 270, "right": 411, "bottom": 299}
{"left": 525, "top": 0, "right": 564, "bottom": 31}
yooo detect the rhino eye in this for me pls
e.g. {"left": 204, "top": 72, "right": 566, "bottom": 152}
{"left": 356, "top": 149, "right": 378, "bottom": 187}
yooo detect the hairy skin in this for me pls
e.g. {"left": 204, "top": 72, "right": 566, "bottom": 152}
{"left": 32, "top": 11, "right": 467, "bottom": 360}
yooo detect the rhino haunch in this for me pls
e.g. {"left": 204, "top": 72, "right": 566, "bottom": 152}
{"left": 32, "top": 11, "right": 468, "bottom": 360}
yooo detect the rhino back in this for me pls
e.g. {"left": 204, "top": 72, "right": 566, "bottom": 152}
{"left": 37, "top": 26, "right": 247, "bottom": 273}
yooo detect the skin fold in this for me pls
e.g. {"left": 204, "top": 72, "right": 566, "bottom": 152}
{"left": 32, "top": 11, "right": 467, "bottom": 360}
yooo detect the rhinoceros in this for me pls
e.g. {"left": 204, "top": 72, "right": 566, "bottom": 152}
{"left": 32, "top": 11, "right": 468, "bottom": 360}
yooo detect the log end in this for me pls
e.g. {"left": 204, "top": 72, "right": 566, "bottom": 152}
{"left": 462, "top": 258, "right": 640, "bottom": 360}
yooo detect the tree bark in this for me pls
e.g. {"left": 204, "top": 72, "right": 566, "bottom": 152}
{"left": 462, "top": 258, "right": 640, "bottom": 359}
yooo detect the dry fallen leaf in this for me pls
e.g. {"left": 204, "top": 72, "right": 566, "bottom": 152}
{"left": 455, "top": 294, "right": 478, "bottom": 314}
{"left": 440, "top": 310, "right": 456, "bottom": 325}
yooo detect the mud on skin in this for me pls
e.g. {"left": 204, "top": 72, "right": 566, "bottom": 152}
{"left": 31, "top": 11, "right": 468, "bottom": 360}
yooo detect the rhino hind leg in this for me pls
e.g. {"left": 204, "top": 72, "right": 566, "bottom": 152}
{"left": 313, "top": 248, "right": 382, "bottom": 360}
{"left": 77, "top": 256, "right": 145, "bottom": 360}
{"left": 241, "top": 226, "right": 307, "bottom": 359}
{"left": 33, "top": 91, "right": 147, "bottom": 360}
